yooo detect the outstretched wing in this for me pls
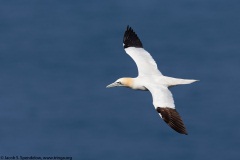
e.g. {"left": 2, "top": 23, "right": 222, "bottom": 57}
{"left": 123, "top": 26, "right": 162, "bottom": 77}
{"left": 145, "top": 84, "right": 188, "bottom": 135}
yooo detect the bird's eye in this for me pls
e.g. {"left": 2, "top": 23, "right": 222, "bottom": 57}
{"left": 117, "top": 82, "right": 122, "bottom": 85}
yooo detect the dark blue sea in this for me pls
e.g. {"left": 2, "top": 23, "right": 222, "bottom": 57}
{"left": 0, "top": 1, "right": 239, "bottom": 159}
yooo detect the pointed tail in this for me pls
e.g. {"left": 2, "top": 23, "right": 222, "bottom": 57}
{"left": 164, "top": 76, "right": 199, "bottom": 87}
{"left": 176, "top": 79, "right": 199, "bottom": 85}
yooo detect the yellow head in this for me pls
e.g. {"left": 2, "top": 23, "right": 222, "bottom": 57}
{"left": 106, "top": 78, "right": 133, "bottom": 88}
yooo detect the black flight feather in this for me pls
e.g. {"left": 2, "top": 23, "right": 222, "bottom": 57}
{"left": 123, "top": 25, "right": 143, "bottom": 48}
{"left": 156, "top": 107, "right": 188, "bottom": 135}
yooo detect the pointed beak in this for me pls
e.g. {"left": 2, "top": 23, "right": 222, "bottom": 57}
{"left": 106, "top": 82, "right": 118, "bottom": 88}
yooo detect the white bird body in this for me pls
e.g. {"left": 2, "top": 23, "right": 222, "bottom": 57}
{"left": 107, "top": 26, "right": 198, "bottom": 135}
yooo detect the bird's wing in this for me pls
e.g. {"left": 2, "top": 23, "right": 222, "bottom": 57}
{"left": 145, "top": 84, "right": 188, "bottom": 135}
{"left": 123, "top": 26, "right": 162, "bottom": 76}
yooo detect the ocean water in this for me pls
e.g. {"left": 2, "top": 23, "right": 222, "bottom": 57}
{"left": 0, "top": 0, "right": 239, "bottom": 159}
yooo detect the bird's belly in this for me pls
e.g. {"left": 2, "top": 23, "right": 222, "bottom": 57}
{"left": 133, "top": 86, "right": 148, "bottom": 91}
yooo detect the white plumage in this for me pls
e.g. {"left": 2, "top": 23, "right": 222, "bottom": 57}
{"left": 107, "top": 26, "right": 198, "bottom": 135}
{"left": 125, "top": 47, "right": 162, "bottom": 76}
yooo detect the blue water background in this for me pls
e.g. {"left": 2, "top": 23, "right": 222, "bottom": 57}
{"left": 0, "top": 0, "right": 239, "bottom": 159}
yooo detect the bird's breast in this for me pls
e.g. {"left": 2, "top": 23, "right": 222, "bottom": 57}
{"left": 131, "top": 77, "right": 151, "bottom": 90}
{"left": 131, "top": 85, "right": 148, "bottom": 91}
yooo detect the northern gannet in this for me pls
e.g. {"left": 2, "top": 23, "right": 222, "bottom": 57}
{"left": 107, "top": 26, "right": 198, "bottom": 135}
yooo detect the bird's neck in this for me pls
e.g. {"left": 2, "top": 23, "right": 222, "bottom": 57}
{"left": 122, "top": 77, "right": 147, "bottom": 90}
{"left": 122, "top": 77, "right": 134, "bottom": 88}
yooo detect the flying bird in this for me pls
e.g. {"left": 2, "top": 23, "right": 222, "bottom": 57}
{"left": 106, "top": 26, "right": 198, "bottom": 135}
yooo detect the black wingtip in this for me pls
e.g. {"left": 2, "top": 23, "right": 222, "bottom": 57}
{"left": 156, "top": 107, "right": 188, "bottom": 135}
{"left": 123, "top": 25, "right": 143, "bottom": 48}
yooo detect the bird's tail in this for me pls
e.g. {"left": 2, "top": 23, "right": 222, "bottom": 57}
{"left": 174, "top": 79, "right": 199, "bottom": 85}
{"left": 164, "top": 76, "right": 199, "bottom": 87}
